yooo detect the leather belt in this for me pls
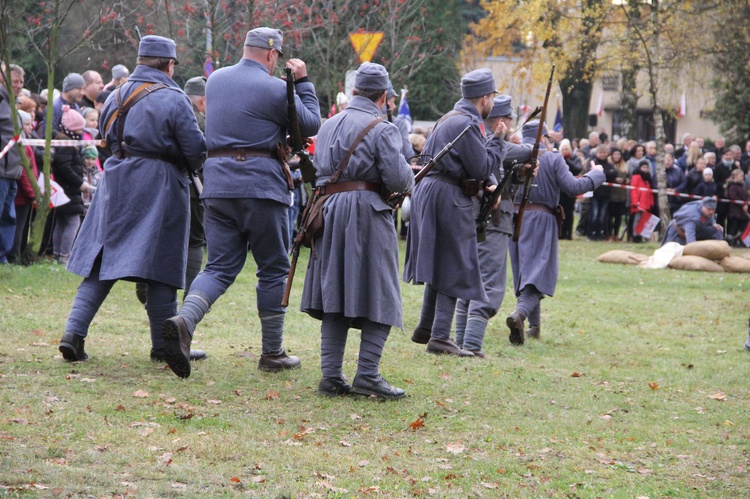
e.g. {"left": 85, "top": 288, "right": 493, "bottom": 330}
{"left": 428, "top": 173, "right": 462, "bottom": 187}
{"left": 428, "top": 174, "right": 482, "bottom": 196}
{"left": 206, "top": 148, "right": 276, "bottom": 160}
{"left": 316, "top": 181, "right": 382, "bottom": 196}
{"left": 113, "top": 148, "right": 176, "bottom": 164}
{"left": 672, "top": 219, "right": 686, "bottom": 239}
{"left": 513, "top": 203, "right": 555, "bottom": 215}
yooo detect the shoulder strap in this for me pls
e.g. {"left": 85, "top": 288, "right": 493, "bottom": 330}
{"left": 102, "top": 82, "right": 169, "bottom": 149}
{"left": 433, "top": 110, "right": 468, "bottom": 132}
{"left": 328, "top": 116, "right": 384, "bottom": 184}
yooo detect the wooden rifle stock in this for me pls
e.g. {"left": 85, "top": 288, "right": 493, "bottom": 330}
{"left": 388, "top": 125, "right": 472, "bottom": 209}
{"left": 285, "top": 66, "right": 316, "bottom": 183}
{"left": 281, "top": 189, "right": 317, "bottom": 307}
{"left": 512, "top": 65, "right": 555, "bottom": 242}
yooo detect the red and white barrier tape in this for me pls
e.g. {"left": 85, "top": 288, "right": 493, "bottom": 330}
{"left": 600, "top": 181, "right": 750, "bottom": 206}
{"left": 0, "top": 137, "right": 101, "bottom": 160}
{"left": 21, "top": 138, "right": 100, "bottom": 147}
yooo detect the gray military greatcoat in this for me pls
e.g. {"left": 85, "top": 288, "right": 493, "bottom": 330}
{"left": 67, "top": 66, "right": 206, "bottom": 288}
{"left": 510, "top": 146, "right": 605, "bottom": 297}
{"left": 403, "top": 99, "right": 505, "bottom": 300}
{"left": 301, "top": 96, "right": 414, "bottom": 328}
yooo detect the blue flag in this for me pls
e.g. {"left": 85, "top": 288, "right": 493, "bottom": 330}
{"left": 397, "top": 89, "right": 412, "bottom": 133}
{"left": 553, "top": 106, "right": 563, "bottom": 132}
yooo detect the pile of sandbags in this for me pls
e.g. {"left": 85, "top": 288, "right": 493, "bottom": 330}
{"left": 597, "top": 250, "right": 649, "bottom": 265}
{"left": 598, "top": 240, "right": 750, "bottom": 273}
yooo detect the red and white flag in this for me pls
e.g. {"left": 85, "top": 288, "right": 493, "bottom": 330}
{"left": 38, "top": 173, "right": 70, "bottom": 208}
{"left": 741, "top": 223, "right": 750, "bottom": 247}
{"left": 635, "top": 212, "right": 660, "bottom": 238}
{"left": 596, "top": 89, "right": 604, "bottom": 118}
{"left": 677, "top": 91, "right": 686, "bottom": 118}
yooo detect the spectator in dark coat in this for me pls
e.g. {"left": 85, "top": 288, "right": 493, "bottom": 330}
{"left": 664, "top": 152, "right": 687, "bottom": 215}
{"left": 726, "top": 169, "right": 749, "bottom": 243}
{"left": 51, "top": 106, "right": 92, "bottom": 264}
{"left": 558, "top": 139, "right": 581, "bottom": 240}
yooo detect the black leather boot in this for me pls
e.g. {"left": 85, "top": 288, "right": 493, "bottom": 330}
{"left": 59, "top": 332, "right": 89, "bottom": 361}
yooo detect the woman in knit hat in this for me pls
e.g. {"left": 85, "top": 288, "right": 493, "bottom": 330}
{"left": 51, "top": 105, "right": 93, "bottom": 263}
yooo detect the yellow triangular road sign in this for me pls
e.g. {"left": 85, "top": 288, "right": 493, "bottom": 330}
{"left": 349, "top": 32, "right": 384, "bottom": 63}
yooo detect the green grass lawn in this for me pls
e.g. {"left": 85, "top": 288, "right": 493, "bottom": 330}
{"left": 1, "top": 237, "right": 748, "bottom": 497}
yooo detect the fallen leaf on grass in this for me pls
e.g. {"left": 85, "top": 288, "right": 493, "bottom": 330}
{"left": 10, "top": 418, "right": 29, "bottom": 425}
{"left": 358, "top": 485, "right": 380, "bottom": 493}
{"left": 724, "top": 420, "right": 734, "bottom": 426}
{"left": 250, "top": 475, "right": 266, "bottom": 483}
{"left": 439, "top": 373, "right": 451, "bottom": 380}
{"left": 571, "top": 371, "right": 584, "bottom": 377}
{"left": 350, "top": 413, "right": 362, "bottom": 420}
{"left": 637, "top": 466, "right": 651, "bottom": 475}
{"left": 409, "top": 413, "right": 427, "bottom": 430}
{"left": 339, "top": 441, "right": 351, "bottom": 447}
{"left": 600, "top": 415, "right": 612, "bottom": 420}
{"left": 481, "top": 482, "right": 499, "bottom": 489}
{"left": 264, "top": 390, "right": 280, "bottom": 400}
{"left": 648, "top": 382, "right": 659, "bottom": 390}
{"left": 132, "top": 390, "right": 149, "bottom": 398}
{"left": 445, "top": 443, "right": 465, "bottom": 454}
{"left": 229, "top": 477, "right": 240, "bottom": 484}
{"left": 708, "top": 391, "right": 726, "bottom": 401}
{"left": 207, "top": 400, "right": 222, "bottom": 405}
{"left": 358, "top": 460, "right": 370, "bottom": 467}
{"left": 318, "top": 481, "right": 347, "bottom": 493}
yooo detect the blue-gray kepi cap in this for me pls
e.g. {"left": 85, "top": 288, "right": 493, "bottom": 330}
{"left": 522, "top": 120, "right": 548, "bottom": 145}
{"left": 387, "top": 83, "right": 398, "bottom": 99}
{"left": 355, "top": 62, "right": 389, "bottom": 91}
{"left": 702, "top": 197, "right": 717, "bottom": 210}
{"left": 138, "top": 35, "right": 178, "bottom": 64}
{"left": 488, "top": 95, "right": 515, "bottom": 119}
{"left": 184, "top": 76, "right": 206, "bottom": 96}
{"left": 461, "top": 68, "right": 498, "bottom": 99}
{"left": 245, "top": 27, "right": 283, "bottom": 56}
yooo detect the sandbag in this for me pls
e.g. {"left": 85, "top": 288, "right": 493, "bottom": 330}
{"left": 640, "top": 242, "right": 684, "bottom": 269}
{"left": 668, "top": 255, "right": 725, "bottom": 272}
{"left": 682, "top": 240, "right": 731, "bottom": 261}
{"left": 597, "top": 250, "right": 649, "bottom": 265}
{"left": 719, "top": 256, "right": 750, "bottom": 273}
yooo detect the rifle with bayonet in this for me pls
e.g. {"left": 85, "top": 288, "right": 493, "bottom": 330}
{"left": 285, "top": 66, "right": 317, "bottom": 183}
{"left": 387, "top": 125, "right": 472, "bottom": 209}
{"left": 512, "top": 64, "right": 555, "bottom": 242}
{"left": 475, "top": 106, "right": 542, "bottom": 242}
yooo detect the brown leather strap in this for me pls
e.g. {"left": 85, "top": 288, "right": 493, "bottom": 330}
{"left": 316, "top": 181, "right": 382, "bottom": 196}
{"left": 206, "top": 148, "right": 276, "bottom": 160}
{"left": 328, "top": 116, "right": 384, "bottom": 184}
{"left": 105, "top": 82, "right": 169, "bottom": 153}
{"left": 513, "top": 203, "right": 555, "bottom": 215}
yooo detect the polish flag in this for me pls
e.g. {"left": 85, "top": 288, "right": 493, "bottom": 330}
{"left": 677, "top": 91, "right": 686, "bottom": 118}
{"left": 596, "top": 89, "right": 604, "bottom": 118}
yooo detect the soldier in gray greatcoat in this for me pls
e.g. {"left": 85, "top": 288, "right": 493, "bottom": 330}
{"left": 404, "top": 68, "right": 507, "bottom": 357}
{"left": 162, "top": 27, "right": 320, "bottom": 378}
{"left": 59, "top": 35, "right": 207, "bottom": 363}
{"left": 301, "top": 63, "right": 413, "bottom": 400}
{"left": 136, "top": 75, "right": 209, "bottom": 363}
{"left": 454, "top": 95, "right": 533, "bottom": 356}
{"left": 507, "top": 121, "right": 604, "bottom": 344}
{"left": 661, "top": 197, "right": 722, "bottom": 245}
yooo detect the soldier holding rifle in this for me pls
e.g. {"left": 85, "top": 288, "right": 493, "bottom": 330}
{"left": 162, "top": 27, "right": 320, "bottom": 378}
{"left": 404, "top": 68, "right": 507, "bottom": 357}
{"left": 300, "top": 63, "right": 413, "bottom": 400}
{"left": 507, "top": 121, "right": 604, "bottom": 344}
{"left": 454, "top": 95, "right": 534, "bottom": 357}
